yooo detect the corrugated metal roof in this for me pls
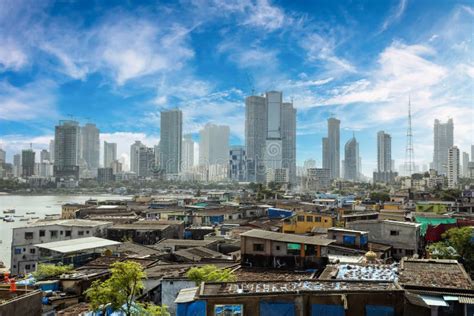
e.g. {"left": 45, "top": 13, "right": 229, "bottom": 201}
{"left": 420, "top": 295, "right": 449, "bottom": 307}
{"left": 174, "top": 287, "right": 199, "bottom": 303}
{"left": 35, "top": 237, "right": 121, "bottom": 254}
{"left": 240, "top": 229, "right": 334, "bottom": 246}
{"left": 459, "top": 296, "right": 474, "bottom": 304}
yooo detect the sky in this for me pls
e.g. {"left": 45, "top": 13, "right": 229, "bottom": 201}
{"left": 0, "top": 0, "right": 473, "bottom": 176}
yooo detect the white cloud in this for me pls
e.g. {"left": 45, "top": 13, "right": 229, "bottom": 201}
{"left": 242, "top": 0, "right": 286, "bottom": 31}
{"left": 0, "top": 40, "right": 27, "bottom": 72}
{"left": 0, "top": 80, "right": 58, "bottom": 121}
{"left": 379, "top": 0, "right": 407, "bottom": 33}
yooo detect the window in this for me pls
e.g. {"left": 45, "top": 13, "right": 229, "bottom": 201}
{"left": 287, "top": 243, "right": 301, "bottom": 256}
{"left": 24, "top": 232, "right": 33, "bottom": 240}
{"left": 315, "top": 217, "right": 321, "bottom": 222}
{"left": 50, "top": 230, "right": 58, "bottom": 238}
{"left": 406, "top": 249, "right": 414, "bottom": 256}
{"left": 297, "top": 215, "right": 305, "bottom": 222}
{"left": 65, "top": 230, "right": 72, "bottom": 237}
{"left": 30, "top": 248, "right": 35, "bottom": 254}
{"left": 215, "top": 304, "right": 243, "bottom": 316}
{"left": 253, "top": 243, "right": 265, "bottom": 251}
{"left": 86, "top": 230, "right": 90, "bottom": 234}
{"left": 15, "top": 248, "right": 22, "bottom": 255}
{"left": 39, "top": 230, "right": 45, "bottom": 237}
{"left": 25, "top": 265, "right": 31, "bottom": 270}
{"left": 390, "top": 230, "right": 399, "bottom": 236}
{"left": 78, "top": 231, "right": 84, "bottom": 236}
{"left": 60, "top": 231, "right": 63, "bottom": 235}
{"left": 276, "top": 246, "right": 281, "bottom": 251}
{"left": 306, "top": 216, "right": 313, "bottom": 222}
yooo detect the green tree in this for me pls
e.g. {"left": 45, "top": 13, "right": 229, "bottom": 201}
{"left": 442, "top": 227, "right": 474, "bottom": 259}
{"left": 369, "top": 192, "right": 390, "bottom": 202}
{"left": 85, "top": 261, "right": 169, "bottom": 316}
{"left": 427, "top": 242, "right": 459, "bottom": 259}
{"left": 186, "top": 265, "right": 237, "bottom": 286}
{"left": 33, "top": 264, "right": 73, "bottom": 280}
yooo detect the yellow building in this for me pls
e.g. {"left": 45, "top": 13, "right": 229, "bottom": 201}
{"left": 61, "top": 203, "right": 87, "bottom": 219}
{"left": 282, "top": 211, "right": 335, "bottom": 234}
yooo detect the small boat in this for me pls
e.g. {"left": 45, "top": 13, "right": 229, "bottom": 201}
{"left": 3, "top": 209, "right": 15, "bottom": 214}
{"left": 3, "top": 217, "right": 14, "bottom": 222}
{"left": 26, "top": 212, "right": 35, "bottom": 215}
{"left": 19, "top": 218, "right": 30, "bottom": 221}
{"left": 31, "top": 217, "right": 40, "bottom": 219}
{"left": 13, "top": 215, "right": 24, "bottom": 218}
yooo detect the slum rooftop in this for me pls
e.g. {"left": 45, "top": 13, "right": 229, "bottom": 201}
{"left": 398, "top": 259, "right": 473, "bottom": 290}
{"left": 200, "top": 280, "right": 401, "bottom": 297}
{"left": 35, "top": 237, "right": 121, "bottom": 254}
{"left": 241, "top": 229, "right": 334, "bottom": 246}
{"left": 22, "top": 219, "right": 111, "bottom": 227}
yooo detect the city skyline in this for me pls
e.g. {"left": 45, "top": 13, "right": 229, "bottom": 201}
{"left": 0, "top": 0, "right": 473, "bottom": 176}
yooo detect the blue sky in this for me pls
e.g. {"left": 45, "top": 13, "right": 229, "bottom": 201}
{"left": 0, "top": 0, "right": 473, "bottom": 176}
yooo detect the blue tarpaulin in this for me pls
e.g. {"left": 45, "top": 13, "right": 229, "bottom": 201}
{"left": 260, "top": 301, "right": 295, "bottom": 316}
{"left": 311, "top": 304, "right": 345, "bottom": 316}
{"left": 360, "top": 234, "right": 368, "bottom": 245}
{"left": 209, "top": 215, "right": 224, "bottom": 224}
{"left": 365, "top": 305, "right": 394, "bottom": 316}
{"left": 268, "top": 208, "right": 294, "bottom": 219}
{"left": 177, "top": 301, "right": 206, "bottom": 316}
{"left": 343, "top": 235, "right": 356, "bottom": 245}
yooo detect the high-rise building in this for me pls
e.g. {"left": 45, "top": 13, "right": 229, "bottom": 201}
{"left": 160, "top": 109, "right": 182, "bottom": 175}
{"left": 49, "top": 140, "right": 55, "bottom": 162}
{"left": 306, "top": 168, "right": 330, "bottom": 191}
{"left": 433, "top": 119, "right": 453, "bottom": 174}
{"left": 447, "top": 146, "right": 460, "bottom": 189}
{"left": 245, "top": 91, "right": 296, "bottom": 184}
{"left": 323, "top": 118, "right": 340, "bottom": 179}
{"left": 374, "top": 131, "right": 397, "bottom": 183}
{"left": 54, "top": 120, "right": 80, "bottom": 179}
{"left": 138, "top": 146, "right": 155, "bottom": 178}
{"left": 245, "top": 95, "right": 267, "bottom": 183}
{"left": 81, "top": 123, "right": 100, "bottom": 172}
{"left": 13, "top": 154, "right": 21, "bottom": 177}
{"left": 377, "top": 131, "right": 391, "bottom": 172}
{"left": 199, "top": 123, "right": 230, "bottom": 166}
{"left": 0, "top": 148, "right": 5, "bottom": 164}
{"left": 462, "top": 152, "right": 469, "bottom": 178}
{"left": 182, "top": 134, "right": 194, "bottom": 172}
{"left": 130, "top": 141, "right": 145, "bottom": 174}
{"left": 97, "top": 167, "right": 114, "bottom": 184}
{"left": 103, "top": 141, "right": 117, "bottom": 168}
{"left": 111, "top": 160, "right": 122, "bottom": 174}
{"left": 21, "top": 149, "right": 35, "bottom": 177}
{"left": 344, "top": 136, "right": 359, "bottom": 181}
{"left": 471, "top": 145, "right": 474, "bottom": 162}
{"left": 229, "top": 146, "right": 246, "bottom": 182}
{"left": 40, "top": 149, "right": 50, "bottom": 163}
{"left": 281, "top": 102, "right": 297, "bottom": 184}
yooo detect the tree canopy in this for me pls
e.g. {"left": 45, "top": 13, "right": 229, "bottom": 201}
{"left": 186, "top": 265, "right": 237, "bottom": 286}
{"left": 32, "top": 264, "right": 73, "bottom": 280}
{"left": 85, "top": 261, "right": 169, "bottom": 316}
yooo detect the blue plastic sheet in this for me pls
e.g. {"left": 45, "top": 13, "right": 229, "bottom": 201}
{"left": 311, "top": 304, "right": 345, "bottom": 316}
{"left": 365, "top": 305, "right": 394, "bottom": 316}
{"left": 343, "top": 235, "right": 355, "bottom": 245}
{"left": 260, "top": 301, "right": 295, "bottom": 316}
{"left": 176, "top": 300, "right": 206, "bottom": 316}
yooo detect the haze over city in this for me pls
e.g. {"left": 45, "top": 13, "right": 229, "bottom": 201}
{"left": 0, "top": 0, "right": 472, "bottom": 177}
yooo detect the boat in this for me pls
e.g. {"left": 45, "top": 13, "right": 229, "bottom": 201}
{"left": 19, "top": 218, "right": 30, "bottom": 221}
{"left": 3, "top": 216, "right": 14, "bottom": 222}
{"left": 26, "top": 211, "right": 35, "bottom": 215}
{"left": 13, "top": 215, "right": 24, "bottom": 218}
{"left": 31, "top": 217, "right": 40, "bottom": 219}
{"left": 3, "top": 209, "right": 15, "bottom": 214}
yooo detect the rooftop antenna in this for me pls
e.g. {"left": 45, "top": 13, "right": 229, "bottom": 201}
{"left": 404, "top": 95, "right": 415, "bottom": 176}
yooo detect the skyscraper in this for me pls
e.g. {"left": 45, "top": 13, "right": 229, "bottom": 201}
{"left": 49, "top": 140, "right": 55, "bottom": 163}
{"left": 0, "top": 148, "right": 5, "bottom": 164}
{"left": 377, "top": 131, "right": 392, "bottom": 172}
{"left": 229, "top": 146, "right": 246, "bottom": 182}
{"left": 245, "top": 95, "right": 267, "bottom": 183}
{"left": 447, "top": 146, "right": 460, "bottom": 188}
{"left": 462, "top": 152, "right": 469, "bottom": 177}
{"left": 21, "top": 149, "right": 35, "bottom": 177}
{"left": 344, "top": 135, "right": 359, "bottom": 181}
{"left": 13, "top": 154, "right": 21, "bottom": 177}
{"left": 104, "top": 141, "right": 117, "bottom": 168}
{"left": 81, "top": 123, "right": 100, "bottom": 171}
{"left": 199, "top": 123, "right": 230, "bottom": 166}
{"left": 160, "top": 109, "right": 182, "bottom": 175}
{"left": 322, "top": 137, "right": 329, "bottom": 171}
{"left": 433, "top": 119, "right": 453, "bottom": 174}
{"left": 245, "top": 91, "right": 296, "bottom": 184}
{"left": 138, "top": 146, "right": 155, "bottom": 178}
{"left": 281, "top": 101, "right": 297, "bottom": 184}
{"left": 374, "top": 131, "right": 397, "bottom": 183}
{"left": 326, "top": 118, "right": 340, "bottom": 179}
{"left": 40, "top": 149, "right": 50, "bottom": 163}
{"left": 182, "top": 134, "right": 194, "bottom": 172}
{"left": 54, "top": 120, "right": 80, "bottom": 179}
{"left": 130, "top": 141, "right": 145, "bottom": 174}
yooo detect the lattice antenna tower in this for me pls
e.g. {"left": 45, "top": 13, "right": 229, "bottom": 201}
{"left": 404, "top": 96, "right": 415, "bottom": 176}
